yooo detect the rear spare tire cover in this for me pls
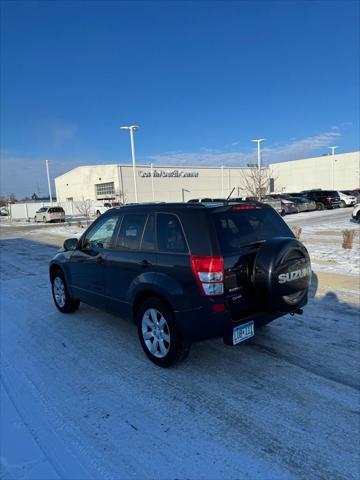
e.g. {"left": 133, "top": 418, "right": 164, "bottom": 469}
{"left": 253, "top": 237, "right": 311, "bottom": 313}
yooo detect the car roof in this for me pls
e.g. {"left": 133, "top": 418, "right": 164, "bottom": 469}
{"left": 106, "top": 200, "right": 269, "bottom": 214}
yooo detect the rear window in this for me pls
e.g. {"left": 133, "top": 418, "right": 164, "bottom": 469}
{"left": 212, "top": 207, "right": 294, "bottom": 254}
{"left": 322, "top": 191, "right": 338, "bottom": 196}
{"left": 49, "top": 207, "right": 64, "bottom": 213}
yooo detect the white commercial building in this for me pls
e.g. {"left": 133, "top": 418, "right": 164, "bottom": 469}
{"left": 55, "top": 151, "right": 359, "bottom": 204}
{"left": 270, "top": 151, "right": 359, "bottom": 193}
{"left": 55, "top": 165, "right": 255, "bottom": 204}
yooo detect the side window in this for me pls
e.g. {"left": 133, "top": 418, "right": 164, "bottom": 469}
{"left": 140, "top": 214, "right": 155, "bottom": 251}
{"left": 116, "top": 214, "right": 147, "bottom": 250}
{"left": 157, "top": 213, "right": 187, "bottom": 253}
{"left": 83, "top": 214, "right": 118, "bottom": 249}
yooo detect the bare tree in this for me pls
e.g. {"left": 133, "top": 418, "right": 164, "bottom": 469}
{"left": 115, "top": 190, "right": 127, "bottom": 205}
{"left": 74, "top": 198, "right": 93, "bottom": 225}
{"left": 0, "top": 194, "right": 17, "bottom": 206}
{"left": 238, "top": 167, "right": 276, "bottom": 200}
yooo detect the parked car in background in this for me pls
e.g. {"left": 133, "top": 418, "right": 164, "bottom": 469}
{"left": 338, "top": 191, "right": 357, "bottom": 208}
{"left": 352, "top": 203, "right": 360, "bottom": 221}
{"left": 279, "top": 198, "right": 298, "bottom": 215}
{"left": 0, "top": 206, "right": 9, "bottom": 216}
{"left": 50, "top": 201, "right": 311, "bottom": 366}
{"left": 262, "top": 196, "right": 283, "bottom": 215}
{"left": 301, "top": 190, "right": 341, "bottom": 210}
{"left": 188, "top": 198, "right": 214, "bottom": 203}
{"left": 34, "top": 206, "right": 65, "bottom": 223}
{"left": 284, "top": 196, "right": 316, "bottom": 212}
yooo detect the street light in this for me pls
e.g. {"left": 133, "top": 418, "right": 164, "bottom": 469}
{"left": 120, "top": 125, "right": 140, "bottom": 202}
{"left": 328, "top": 146, "right": 339, "bottom": 189}
{"left": 251, "top": 138, "right": 265, "bottom": 170}
{"left": 45, "top": 159, "right": 53, "bottom": 206}
{"left": 328, "top": 146, "right": 339, "bottom": 156}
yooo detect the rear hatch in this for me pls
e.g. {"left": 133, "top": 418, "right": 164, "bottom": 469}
{"left": 211, "top": 205, "right": 294, "bottom": 318}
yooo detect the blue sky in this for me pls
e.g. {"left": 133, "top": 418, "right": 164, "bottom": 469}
{"left": 1, "top": 0, "right": 359, "bottom": 197}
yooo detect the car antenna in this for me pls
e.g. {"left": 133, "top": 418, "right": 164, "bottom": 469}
{"left": 226, "top": 187, "right": 235, "bottom": 201}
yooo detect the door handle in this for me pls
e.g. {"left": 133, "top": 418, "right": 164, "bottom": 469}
{"left": 140, "top": 259, "right": 151, "bottom": 268}
{"left": 96, "top": 256, "right": 105, "bottom": 264}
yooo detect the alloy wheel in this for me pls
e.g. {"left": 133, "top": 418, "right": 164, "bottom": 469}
{"left": 141, "top": 308, "right": 171, "bottom": 358}
{"left": 53, "top": 276, "right": 66, "bottom": 307}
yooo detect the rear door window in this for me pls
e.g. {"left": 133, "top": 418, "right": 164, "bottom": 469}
{"left": 116, "top": 214, "right": 147, "bottom": 250}
{"left": 156, "top": 213, "right": 187, "bottom": 253}
{"left": 212, "top": 207, "right": 294, "bottom": 254}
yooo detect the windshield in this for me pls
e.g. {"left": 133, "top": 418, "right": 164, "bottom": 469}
{"left": 212, "top": 207, "right": 294, "bottom": 254}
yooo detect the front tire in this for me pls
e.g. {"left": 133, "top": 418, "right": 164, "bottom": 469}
{"left": 340, "top": 200, "right": 346, "bottom": 208}
{"left": 51, "top": 270, "right": 80, "bottom": 313}
{"left": 136, "top": 297, "right": 190, "bottom": 367}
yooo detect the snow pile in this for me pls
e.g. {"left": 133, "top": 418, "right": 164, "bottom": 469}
{"left": 43, "top": 225, "right": 85, "bottom": 238}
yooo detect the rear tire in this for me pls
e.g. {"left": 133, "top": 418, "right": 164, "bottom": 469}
{"left": 136, "top": 297, "right": 190, "bottom": 367}
{"left": 316, "top": 203, "right": 325, "bottom": 211}
{"left": 51, "top": 270, "right": 80, "bottom": 313}
{"left": 43, "top": 216, "right": 47, "bottom": 223}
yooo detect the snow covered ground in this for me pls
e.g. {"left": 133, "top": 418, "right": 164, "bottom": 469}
{"left": 1, "top": 209, "right": 359, "bottom": 480}
{"left": 284, "top": 208, "right": 360, "bottom": 276}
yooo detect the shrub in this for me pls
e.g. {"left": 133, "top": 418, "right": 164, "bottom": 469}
{"left": 291, "top": 226, "right": 302, "bottom": 240}
{"left": 342, "top": 229, "right": 356, "bottom": 250}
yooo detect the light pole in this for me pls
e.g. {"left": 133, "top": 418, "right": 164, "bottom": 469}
{"left": 120, "top": 125, "right": 140, "bottom": 202}
{"left": 181, "top": 188, "right": 190, "bottom": 202}
{"left": 328, "top": 146, "right": 339, "bottom": 189}
{"left": 221, "top": 165, "right": 224, "bottom": 197}
{"left": 328, "top": 146, "right": 339, "bottom": 156}
{"left": 45, "top": 159, "right": 53, "bottom": 206}
{"left": 150, "top": 163, "right": 155, "bottom": 201}
{"left": 251, "top": 138, "right": 265, "bottom": 171}
{"left": 251, "top": 139, "right": 265, "bottom": 200}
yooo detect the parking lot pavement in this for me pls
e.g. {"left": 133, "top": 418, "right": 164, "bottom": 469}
{"left": 1, "top": 219, "right": 359, "bottom": 480}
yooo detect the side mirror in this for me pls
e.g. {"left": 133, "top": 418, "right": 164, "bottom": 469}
{"left": 63, "top": 238, "right": 79, "bottom": 251}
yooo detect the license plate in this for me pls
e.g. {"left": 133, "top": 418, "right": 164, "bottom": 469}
{"left": 233, "top": 321, "right": 254, "bottom": 345}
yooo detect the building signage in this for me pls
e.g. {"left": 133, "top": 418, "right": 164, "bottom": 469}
{"left": 138, "top": 169, "right": 199, "bottom": 179}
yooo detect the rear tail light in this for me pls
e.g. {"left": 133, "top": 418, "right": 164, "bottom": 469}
{"left": 190, "top": 255, "right": 224, "bottom": 296}
{"left": 325, "top": 196, "right": 332, "bottom": 203}
{"left": 232, "top": 205, "right": 257, "bottom": 211}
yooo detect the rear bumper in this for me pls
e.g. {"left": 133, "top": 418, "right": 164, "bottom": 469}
{"left": 175, "top": 300, "right": 306, "bottom": 344}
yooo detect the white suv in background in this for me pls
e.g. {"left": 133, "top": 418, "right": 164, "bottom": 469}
{"left": 338, "top": 191, "right": 357, "bottom": 208}
{"left": 94, "top": 201, "right": 122, "bottom": 216}
{"left": 352, "top": 203, "right": 360, "bottom": 221}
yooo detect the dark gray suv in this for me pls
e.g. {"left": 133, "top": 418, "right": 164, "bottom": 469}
{"left": 50, "top": 202, "right": 311, "bottom": 366}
